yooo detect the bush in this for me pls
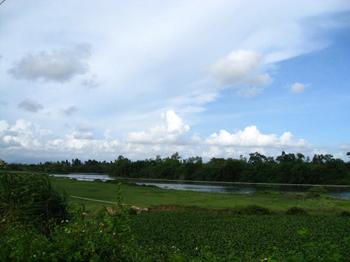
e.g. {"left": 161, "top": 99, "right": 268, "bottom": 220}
{"left": 0, "top": 173, "right": 68, "bottom": 232}
{"left": 0, "top": 207, "right": 143, "bottom": 261}
{"left": 286, "top": 207, "right": 307, "bottom": 215}
{"left": 0, "top": 177, "right": 144, "bottom": 261}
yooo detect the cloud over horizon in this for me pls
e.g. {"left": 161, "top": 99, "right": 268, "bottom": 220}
{"left": 0, "top": 110, "right": 315, "bottom": 162}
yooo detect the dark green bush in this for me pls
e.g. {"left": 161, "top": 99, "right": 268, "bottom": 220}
{"left": 286, "top": 207, "right": 308, "bottom": 215}
{"left": 0, "top": 176, "right": 144, "bottom": 261}
{"left": 0, "top": 173, "right": 68, "bottom": 232}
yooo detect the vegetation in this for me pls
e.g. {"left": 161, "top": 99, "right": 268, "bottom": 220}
{"left": 132, "top": 210, "right": 350, "bottom": 261}
{"left": 50, "top": 177, "right": 350, "bottom": 214}
{"left": 0, "top": 173, "right": 68, "bottom": 232}
{"left": 2, "top": 173, "right": 350, "bottom": 261}
{"left": 2, "top": 151, "right": 350, "bottom": 185}
{"left": 0, "top": 173, "right": 143, "bottom": 261}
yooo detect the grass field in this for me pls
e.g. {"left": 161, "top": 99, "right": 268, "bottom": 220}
{"left": 50, "top": 177, "right": 350, "bottom": 213}
{"left": 50, "top": 177, "right": 350, "bottom": 260}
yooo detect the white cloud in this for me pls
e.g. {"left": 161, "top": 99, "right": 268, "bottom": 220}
{"left": 211, "top": 49, "right": 272, "bottom": 96}
{"left": 0, "top": 118, "right": 119, "bottom": 160}
{"left": 290, "top": 82, "right": 307, "bottom": 94}
{"left": 211, "top": 50, "right": 262, "bottom": 85}
{"left": 206, "top": 125, "right": 307, "bottom": 149}
{"left": 8, "top": 44, "right": 91, "bottom": 82}
{"left": 18, "top": 99, "right": 44, "bottom": 113}
{"left": 127, "top": 110, "right": 190, "bottom": 144}
{"left": 2, "top": 112, "right": 348, "bottom": 162}
{"left": 0, "top": 119, "right": 42, "bottom": 149}
{"left": 47, "top": 134, "right": 119, "bottom": 153}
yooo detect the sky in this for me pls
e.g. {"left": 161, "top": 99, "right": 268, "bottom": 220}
{"left": 0, "top": 0, "right": 350, "bottom": 163}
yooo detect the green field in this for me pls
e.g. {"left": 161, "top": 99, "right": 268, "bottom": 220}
{"left": 50, "top": 177, "right": 350, "bottom": 260}
{"left": 3, "top": 173, "right": 350, "bottom": 261}
{"left": 131, "top": 211, "right": 350, "bottom": 261}
{"left": 50, "top": 177, "right": 350, "bottom": 214}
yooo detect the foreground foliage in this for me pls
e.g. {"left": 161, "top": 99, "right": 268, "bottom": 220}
{"left": 2, "top": 173, "right": 350, "bottom": 261}
{"left": 0, "top": 173, "right": 142, "bottom": 261}
{"left": 0, "top": 173, "right": 68, "bottom": 232}
{"left": 0, "top": 208, "right": 141, "bottom": 261}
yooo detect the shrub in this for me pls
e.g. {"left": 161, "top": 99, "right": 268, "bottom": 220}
{"left": 286, "top": 207, "right": 307, "bottom": 215}
{"left": 0, "top": 179, "right": 144, "bottom": 261}
{"left": 0, "top": 173, "right": 68, "bottom": 232}
{"left": 0, "top": 207, "right": 143, "bottom": 261}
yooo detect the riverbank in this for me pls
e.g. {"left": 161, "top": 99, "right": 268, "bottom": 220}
{"left": 50, "top": 177, "right": 350, "bottom": 214}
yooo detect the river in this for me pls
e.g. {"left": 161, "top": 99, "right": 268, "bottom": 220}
{"left": 51, "top": 173, "right": 350, "bottom": 199}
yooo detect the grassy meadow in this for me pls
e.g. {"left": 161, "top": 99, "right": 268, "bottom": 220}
{"left": 50, "top": 177, "right": 350, "bottom": 214}
{"left": 49, "top": 177, "right": 350, "bottom": 261}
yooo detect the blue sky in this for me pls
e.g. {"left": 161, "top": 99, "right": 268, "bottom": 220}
{"left": 0, "top": 1, "right": 349, "bottom": 162}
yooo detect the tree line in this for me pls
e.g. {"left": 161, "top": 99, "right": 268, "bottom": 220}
{"left": 2, "top": 151, "right": 350, "bottom": 185}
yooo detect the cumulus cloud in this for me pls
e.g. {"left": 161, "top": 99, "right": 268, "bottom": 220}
{"left": 18, "top": 99, "right": 44, "bottom": 113}
{"left": 0, "top": 113, "right": 341, "bottom": 162}
{"left": 0, "top": 119, "right": 43, "bottom": 149}
{"left": 8, "top": 44, "right": 91, "bottom": 82}
{"left": 127, "top": 110, "right": 190, "bottom": 144}
{"left": 206, "top": 125, "right": 307, "bottom": 149}
{"left": 0, "top": 119, "right": 118, "bottom": 160}
{"left": 290, "top": 82, "right": 307, "bottom": 94}
{"left": 211, "top": 50, "right": 272, "bottom": 96}
{"left": 62, "top": 105, "right": 78, "bottom": 116}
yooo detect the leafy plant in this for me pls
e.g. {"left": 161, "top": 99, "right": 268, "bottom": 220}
{"left": 0, "top": 173, "right": 68, "bottom": 232}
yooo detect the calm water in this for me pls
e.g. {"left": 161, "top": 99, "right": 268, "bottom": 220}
{"left": 52, "top": 173, "right": 113, "bottom": 181}
{"left": 52, "top": 173, "right": 350, "bottom": 199}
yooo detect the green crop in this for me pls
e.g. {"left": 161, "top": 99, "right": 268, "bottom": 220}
{"left": 131, "top": 210, "right": 350, "bottom": 261}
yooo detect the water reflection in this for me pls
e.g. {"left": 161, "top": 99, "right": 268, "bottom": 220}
{"left": 51, "top": 173, "right": 350, "bottom": 199}
{"left": 52, "top": 173, "right": 113, "bottom": 182}
{"left": 135, "top": 182, "right": 256, "bottom": 194}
